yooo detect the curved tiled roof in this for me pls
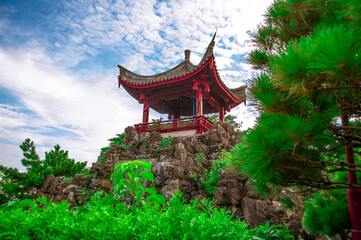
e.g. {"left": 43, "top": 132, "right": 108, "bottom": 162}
{"left": 118, "top": 32, "right": 246, "bottom": 102}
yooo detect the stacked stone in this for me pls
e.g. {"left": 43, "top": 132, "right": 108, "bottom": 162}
{"left": 37, "top": 122, "right": 306, "bottom": 238}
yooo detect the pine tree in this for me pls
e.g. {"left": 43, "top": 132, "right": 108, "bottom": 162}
{"left": 0, "top": 138, "right": 87, "bottom": 204}
{"left": 231, "top": 0, "right": 361, "bottom": 237}
{"left": 43, "top": 144, "right": 86, "bottom": 177}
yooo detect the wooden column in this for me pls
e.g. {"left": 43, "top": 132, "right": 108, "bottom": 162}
{"left": 139, "top": 93, "right": 149, "bottom": 124}
{"left": 196, "top": 87, "right": 203, "bottom": 116}
{"left": 219, "top": 107, "right": 225, "bottom": 122}
{"left": 142, "top": 97, "right": 149, "bottom": 123}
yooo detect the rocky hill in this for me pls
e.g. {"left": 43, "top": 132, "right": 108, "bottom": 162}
{"left": 39, "top": 122, "right": 310, "bottom": 238}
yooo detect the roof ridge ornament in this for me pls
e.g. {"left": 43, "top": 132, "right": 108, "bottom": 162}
{"left": 212, "top": 29, "right": 217, "bottom": 43}
{"left": 184, "top": 49, "right": 191, "bottom": 61}
{"left": 198, "top": 30, "right": 217, "bottom": 65}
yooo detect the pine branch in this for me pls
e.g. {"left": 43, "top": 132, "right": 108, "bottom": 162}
{"left": 292, "top": 153, "right": 361, "bottom": 170}
{"left": 326, "top": 168, "right": 361, "bottom": 173}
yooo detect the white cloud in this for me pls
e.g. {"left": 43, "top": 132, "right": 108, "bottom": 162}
{"left": 0, "top": 143, "right": 24, "bottom": 171}
{"left": 0, "top": 0, "right": 274, "bottom": 169}
{"left": 45, "top": 0, "right": 272, "bottom": 72}
{"left": 0, "top": 47, "right": 142, "bottom": 168}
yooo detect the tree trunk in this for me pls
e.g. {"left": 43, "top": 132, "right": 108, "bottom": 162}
{"left": 341, "top": 114, "right": 361, "bottom": 239}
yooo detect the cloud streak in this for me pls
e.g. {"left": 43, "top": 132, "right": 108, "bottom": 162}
{"left": 0, "top": 0, "right": 272, "bottom": 169}
{"left": 0, "top": 47, "right": 141, "bottom": 169}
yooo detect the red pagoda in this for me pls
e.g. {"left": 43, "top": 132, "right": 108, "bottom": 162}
{"left": 118, "top": 33, "right": 246, "bottom": 136}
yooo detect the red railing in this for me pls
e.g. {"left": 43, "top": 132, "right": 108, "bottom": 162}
{"left": 134, "top": 116, "right": 214, "bottom": 134}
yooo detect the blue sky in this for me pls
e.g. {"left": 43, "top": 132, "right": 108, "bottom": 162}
{"left": 0, "top": 0, "right": 272, "bottom": 170}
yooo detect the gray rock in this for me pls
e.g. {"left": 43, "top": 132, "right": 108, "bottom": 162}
{"left": 63, "top": 184, "right": 77, "bottom": 194}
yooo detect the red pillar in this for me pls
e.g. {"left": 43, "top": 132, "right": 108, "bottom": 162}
{"left": 219, "top": 107, "right": 225, "bottom": 122}
{"left": 196, "top": 87, "right": 203, "bottom": 116}
{"left": 142, "top": 97, "right": 149, "bottom": 124}
{"left": 342, "top": 115, "right": 361, "bottom": 239}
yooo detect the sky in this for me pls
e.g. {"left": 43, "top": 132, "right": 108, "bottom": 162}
{"left": 0, "top": 0, "right": 272, "bottom": 171}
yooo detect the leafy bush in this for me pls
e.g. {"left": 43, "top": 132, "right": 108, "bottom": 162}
{"left": 108, "top": 133, "right": 126, "bottom": 146}
{"left": 199, "top": 150, "right": 230, "bottom": 196}
{"left": 159, "top": 136, "right": 172, "bottom": 148}
{"left": 253, "top": 221, "right": 293, "bottom": 240}
{"left": 208, "top": 114, "right": 242, "bottom": 130}
{"left": 0, "top": 138, "right": 87, "bottom": 204}
{"left": 0, "top": 159, "right": 294, "bottom": 240}
{"left": 303, "top": 190, "right": 350, "bottom": 237}
{"left": 110, "top": 160, "right": 165, "bottom": 206}
{"left": 195, "top": 152, "right": 206, "bottom": 167}
{"left": 0, "top": 192, "right": 292, "bottom": 240}
{"left": 98, "top": 133, "right": 129, "bottom": 163}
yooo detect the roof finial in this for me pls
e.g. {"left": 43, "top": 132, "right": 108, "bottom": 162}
{"left": 212, "top": 29, "right": 217, "bottom": 42}
{"left": 184, "top": 49, "right": 191, "bottom": 61}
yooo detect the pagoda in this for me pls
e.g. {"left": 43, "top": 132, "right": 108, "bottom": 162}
{"left": 118, "top": 33, "right": 246, "bottom": 136}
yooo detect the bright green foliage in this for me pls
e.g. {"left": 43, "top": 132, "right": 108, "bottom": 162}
{"left": 253, "top": 221, "right": 293, "bottom": 240}
{"left": 0, "top": 167, "right": 28, "bottom": 204}
{"left": 303, "top": 190, "right": 350, "bottom": 236}
{"left": 111, "top": 160, "right": 165, "bottom": 206}
{"left": 232, "top": 0, "right": 361, "bottom": 193}
{"left": 108, "top": 133, "right": 125, "bottom": 146}
{"left": 98, "top": 133, "right": 129, "bottom": 163}
{"left": 231, "top": 0, "right": 361, "bottom": 236}
{"left": 159, "top": 136, "right": 173, "bottom": 148}
{"left": 0, "top": 138, "right": 86, "bottom": 204}
{"left": 81, "top": 191, "right": 121, "bottom": 210}
{"left": 78, "top": 187, "right": 91, "bottom": 205}
{"left": 195, "top": 152, "right": 205, "bottom": 167}
{"left": 0, "top": 192, "right": 293, "bottom": 240}
{"left": 300, "top": 171, "right": 356, "bottom": 236}
{"left": 0, "top": 173, "right": 294, "bottom": 239}
{"left": 199, "top": 150, "right": 231, "bottom": 196}
{"left": 208, "top": 114, "right": 242, "bottom": 130}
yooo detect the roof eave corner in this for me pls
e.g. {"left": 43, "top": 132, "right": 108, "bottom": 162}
{"left": 117, "top": 65, "right": 128, "bottom": 75}
{"left": 198, "top": 31, "right": 217, "bottom": 65}
{"left": 231, "top": 85, "right": 247, "bottom": 102}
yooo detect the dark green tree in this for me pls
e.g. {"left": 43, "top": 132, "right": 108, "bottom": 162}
{"left": 231, "top": 0, "right": 361, "bottom": 237}
{"left": 43, "top": 145, "right": 86, "bottom": 177}
{"left": 208, "top": 114, "right": 242, "bottom": 130}
{"left": 0, "top": 138, "right": 87, "bottom": 204}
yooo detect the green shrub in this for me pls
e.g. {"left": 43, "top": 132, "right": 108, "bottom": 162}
{"left": 199, "top": 150, "right": 230, "bottom": 196}
{"left": 195, "top": 152, "right": 205, "bottom": 167}
{"left": 279, "top": 197, "right": 295, "bottom": 210}
{"left": 98, "top": 133, "right": 129, "bottom": 163}
{"left": 303, "top": 190, "right": 350, "bottom": 236}
{"left": 208, "top": 114, "right": 242, "bottom": 130}
{"left": 253, "top": 221, "right": 293, "bottom": 240}
{"left": 110, "top": 160, "right": 165, "bottom": 206}
{"left": 108, "top": 133, "right": 126, "bottom": 146}
{"left": 0, "top": 138, "right": 86, "bottom": 204}
{"left": 0, "top": 160, "right": 294, "bottom": 240}
{"left": 0, "top": 192, "right": 265, "bottom": 240}
{"left": 159, "top": 136, "right": 172, "bottom": 148}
